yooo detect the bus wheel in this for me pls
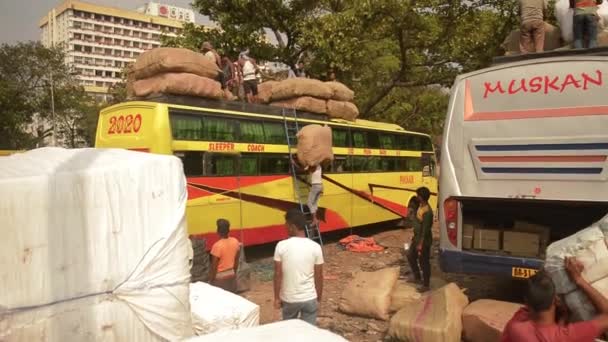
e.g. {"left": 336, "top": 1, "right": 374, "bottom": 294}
{"left": 190, "top": 237, "right": 210, "bottom": 283}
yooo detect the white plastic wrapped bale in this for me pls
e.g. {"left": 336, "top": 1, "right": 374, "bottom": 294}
{"left": 186, "top": 319, "right": 348, "bottom": 342}
{"left": 0, "top": 148, "right": 193, "bottom": 341}
{"left": 556, "top": 0, "right": 574, "bottom": 43}
{"left": 189, "top": 282, "right": 259, "bottom": 335}
{"left": 545, "top": 214, "right": 608, "bottom": 321}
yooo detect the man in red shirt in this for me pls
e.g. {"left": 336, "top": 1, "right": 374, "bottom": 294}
{"left": 502, "top": 257, "right": 608, "bottom": 341}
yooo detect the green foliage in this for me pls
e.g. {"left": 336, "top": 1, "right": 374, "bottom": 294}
{"left": 164, "top": 0, "right": 520, "bottom": 139}
{"left": 0, "top": 41, "right": 97, "bottom": 148}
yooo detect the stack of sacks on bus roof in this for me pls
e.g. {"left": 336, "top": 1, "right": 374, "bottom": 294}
{"left": 128, "top": 47, "right": 223, "bottom": 100}
{"left": 0, "top": 148, "right": 193, "bottom": 341}
{"left": 260, "top": 78, "right": 360, "bottom": 121}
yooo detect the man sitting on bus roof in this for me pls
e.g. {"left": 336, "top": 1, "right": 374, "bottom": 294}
{"left": 501, "top": 257, "right": 608, "bottom": 342}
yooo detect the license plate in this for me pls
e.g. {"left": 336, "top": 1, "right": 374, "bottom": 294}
{"left": 512, "top": 267, "right": 538, "bottom": 279}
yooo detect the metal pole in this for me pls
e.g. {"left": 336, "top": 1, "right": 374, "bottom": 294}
{"left": 50, "top": 72, "right": 56, "bottom": 147}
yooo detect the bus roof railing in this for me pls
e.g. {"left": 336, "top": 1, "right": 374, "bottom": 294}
{"left": 131, "top": 94, "right": 330, "bottom": 122}
{"left": 492, "top": 46, "right": 608, "bottom": 66}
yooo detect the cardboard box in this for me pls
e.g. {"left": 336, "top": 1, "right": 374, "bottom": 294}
{"left": 503, "top": 231, "right": 540, "bottom": 257}
{"left": 514, "top": 221, "right": 550, "bottom": 250}
{"left": 473, "top": 229, "right": 501, "bottom": 251}
{"left": 463, "top": 224, "right": 475, "bottom": 249}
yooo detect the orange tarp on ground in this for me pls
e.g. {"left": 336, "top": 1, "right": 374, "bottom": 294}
{"left": 339, "top": 235, "right": 384, "bottom": 253}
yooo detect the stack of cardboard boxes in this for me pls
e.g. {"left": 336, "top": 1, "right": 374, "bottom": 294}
{"left": 462, "top": 220, "right": 550, "bottom": 258}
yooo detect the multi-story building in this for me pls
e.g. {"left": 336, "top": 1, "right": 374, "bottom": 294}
{"left": 40, "top": 1, "right": 195, "bottom": 101}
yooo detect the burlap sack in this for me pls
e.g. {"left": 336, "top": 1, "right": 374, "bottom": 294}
{"left": 258, "top": 81, "right": 278, "bottom": 103}
{"left": 271, "top": 78, "right": 333, "bottom": 101}
{"left": 389, "top": 281, "right": 422, "bottom": 313}
{"left": 133, "top": 73, "right": 223, "bottom": 99}
{"left": 271, "top": 96, "right": 327, "bottom": 114}
{"left": 462, "top": 300, "right": 522, "bottom": 342}
{"left": 326, "top": 100, "right": 359, "bottom": 121}
{"left": 325, "top": 81, "right": 355, "bottom": 102}
{"left": 296, "top": 124, "right": 334, "bottom": 168}
{"left": 131, "top": 47, "right": 220, "bottom": 80}
{"left": 339, "top": 267, "right": 400, "bottom": 321}
{"left": 502, "top": 22, "right": 562, "bottom": 54}
{"left": 388, "top": 283, "right": 469, "bottom": 342}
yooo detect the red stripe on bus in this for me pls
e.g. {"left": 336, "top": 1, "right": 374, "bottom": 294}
{"left": 188, "top": 175, "right": 289, "bottom": 190}
{"left": 464, "top": 79, "right": 608, "bottom": 121}
{"left": 128, "top": 148, "right": 149, "bottom": 152}
{"left": 190, "top": 209, "right": 349, "bottom": 248}
{"left": 479, "top": 155, "right": 608, "bottom": 163}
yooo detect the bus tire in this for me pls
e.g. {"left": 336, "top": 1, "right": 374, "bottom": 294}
{"left": 190, "top": 237, "right": 210, "bottom": 283}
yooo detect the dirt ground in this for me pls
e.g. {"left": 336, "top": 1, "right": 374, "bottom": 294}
{"left": 241, "top": 224, "right": 525, "bottom": 341}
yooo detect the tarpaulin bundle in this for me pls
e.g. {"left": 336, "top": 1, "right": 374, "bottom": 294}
{"left": 339, "top": 235, "right": 384, "bottom": 253}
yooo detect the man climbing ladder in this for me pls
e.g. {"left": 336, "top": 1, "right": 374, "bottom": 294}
{"left": 307, "top": 164, "right": 323, "bottom": 226}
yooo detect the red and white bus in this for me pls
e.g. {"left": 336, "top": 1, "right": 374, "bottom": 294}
{"left": 439, "top": 50, "right": 608, "bottom": 279}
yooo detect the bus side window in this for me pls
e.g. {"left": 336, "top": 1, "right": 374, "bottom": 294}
{"left": 260, "top": 154, "right": 289, "bottom": 174}
{"left": 379, "top": 135, "right": 396, "bottom": 150}
{"left": 239, "top": 154, "right": 259, "bottom": 176}
{"left": 352, "top": 131, "right": 367, "bottom": 148}
{"left": 205, "top": 153, "right": 236, "bottom": 176}
{"left": 352, "top": 156, "right": 367, "bottom": 172}
{"left": 331, "top": 156, "right": 349, "bottom": 173}
{"left": 421, "top": 153, "right": 433, "bottom": 177}
{"left": 263, "top": 121, "right": 285, "bottom": 144}
{"left": 240, "top": 121, "right": 265, "bottom": 143}
{"left": 366, "top": 131, "right": 380, "bottom": 149}
{"left": 332, "top": 128, "right": 350, "bottom": 147}
{"left": 203, "top": 116, "right": 237, "bottom": 142}
{"left": 175, "top": 151, "right": 203, "bottom": 176}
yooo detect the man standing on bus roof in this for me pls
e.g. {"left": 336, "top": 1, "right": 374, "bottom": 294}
{"left": 209, "top": 219, "right": 241, "bottom": 293}
{"left": 274, "top": 209, "right": 324, "bottom": 326}
{"left": 570, "top": 0, "right": 603, "bottom": 49}
{"left": 502, "top": 257, "right": 608, "bottom": 341}
{"left": 239, "top": 55, "right": 259, "bottom": 103}
{"left": 406, "top": 187, "right": 433, "bottom": 293}
{"left": 519, "top": 0, "right": 546, "bottom": 54}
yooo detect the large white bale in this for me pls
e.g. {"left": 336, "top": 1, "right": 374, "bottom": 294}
{"left": 0, "top": 148, "right": 193, "bottom": 341}
{"left": 190, "top": 282, "right": 260, "bottom": 335}
{"left": 545, "top": 214, "right": 608, "bottom": 321}
{"left": 186, "top": 319, "right": 348, "bottom": 342}
{"left": 556, "top": 0, "right": 574, "bottom": 42}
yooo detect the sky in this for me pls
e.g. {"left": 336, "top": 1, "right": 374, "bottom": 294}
{"left": 0, "top": 0, "right": 210, "bottom": 44}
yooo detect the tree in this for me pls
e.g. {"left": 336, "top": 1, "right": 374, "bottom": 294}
{"left": 0, "top": 41, "right": 97, "bottom": 149}
{"left": 165, "top": 0, "right": 519, "bottom": 139}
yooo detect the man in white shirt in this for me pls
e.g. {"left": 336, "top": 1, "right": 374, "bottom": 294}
{"left": 273, "top": 209, "right": 324, "bottom": 325}
{"left": 238, "top": 56, "right": 259, "bottom": 103}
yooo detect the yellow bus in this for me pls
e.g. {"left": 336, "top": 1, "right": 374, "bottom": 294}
{"left": 0, "top": 150, "right": 23, "bottom": 157}
{"left": 95, "top": 95, "right": 438, "bottom": 247}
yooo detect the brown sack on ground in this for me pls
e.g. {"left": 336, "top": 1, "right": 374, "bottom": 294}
{"left": 271, "top": 78, "right": 333, "bottom": 101}
{"left": 271, "top": 96, "right": 327, "bottom": 114}
{"left": 389, "top": 281, "right": 422, "bottom": 313}
{"left": 325, "top": 81, "right": 355, "bottom": 102}
{"left": 258, "top": 81, "right": 278, "bottom": 103}
{"left": 131, "top": 47, "right": 220, "bottom": 80}
{"left": 296, "top": 124, "right": 333, "bottom": 168}
{"left": 339, "top": 267, "right": 400, "bottom": 321}
{"left": 132, "top": 73, "right": 223, "bottom": 99}
{"left": 388, "top": 283, "right": 469, "bottom": 342}
{"left": 502, "top": 22, "right": 562, "bottom": 54}
{"left": 326, "top": 100, "right": 359, "bottom": 121}
{"left": 462, "top": 300, "right": 522, "bottom": 342}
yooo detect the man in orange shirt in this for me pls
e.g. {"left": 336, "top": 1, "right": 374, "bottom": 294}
{"left": 209, "top": 219, "right": 241, "bottom": 293}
